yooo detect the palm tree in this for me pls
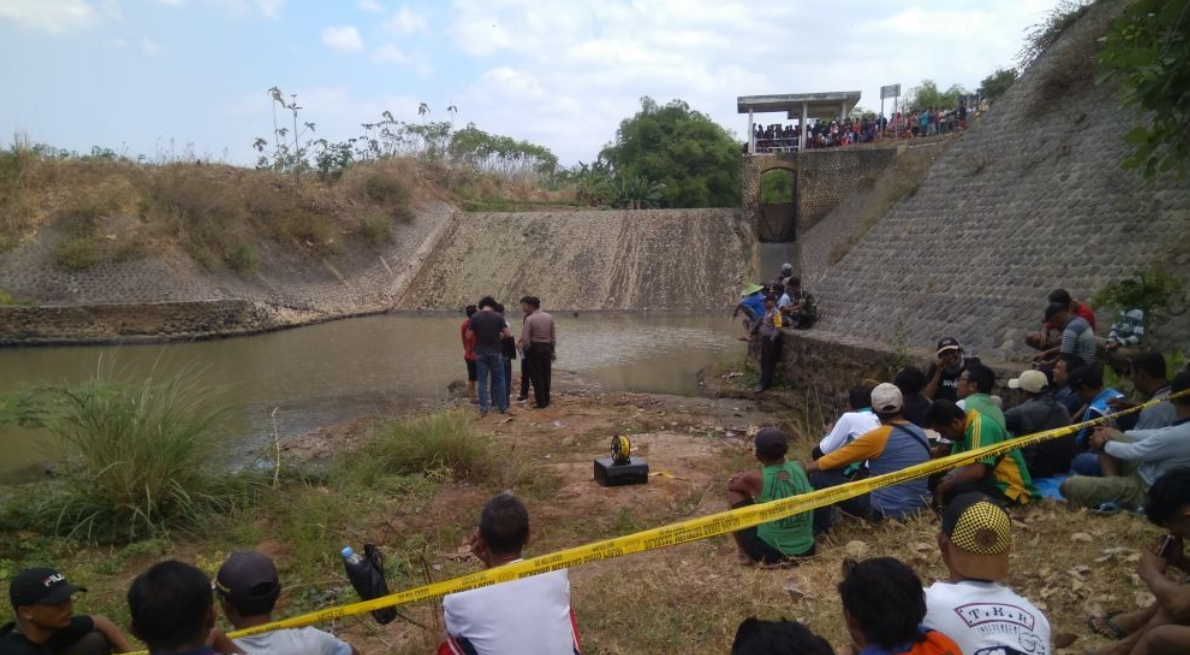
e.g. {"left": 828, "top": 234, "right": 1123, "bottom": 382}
{"left": 447, "top": 103, "right": 458, "bottom": 128}
{"left": 417, "top": 102, "right": 430, "bottom": 123}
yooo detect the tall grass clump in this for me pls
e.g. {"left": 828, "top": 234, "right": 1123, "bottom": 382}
{"left": 0, "top": 369, "right": 263, "bottom": 542}
{"left": 346, "top": 411, "right": 491, "bottom": 485}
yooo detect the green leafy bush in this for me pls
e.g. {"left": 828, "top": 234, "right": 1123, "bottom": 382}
{"left": 0, "top": 370, "right": 263, "bottom": 542}
{"left": 360, "top": 213, "right": 393, "bottom": 246}
{"left": 1097, "top": 0, "right": 1190, "bottom": 179}
{"left": 225, "top": 242, "right": 259, "bottom": 274}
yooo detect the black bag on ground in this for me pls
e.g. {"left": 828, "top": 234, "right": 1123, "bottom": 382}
{"left": 342, "top": 544, "right": 398, "bottom": 625}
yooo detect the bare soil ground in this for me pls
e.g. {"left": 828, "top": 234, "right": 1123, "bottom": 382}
{"left": 0, "top": 389, "right": 1167, "bottom": 655}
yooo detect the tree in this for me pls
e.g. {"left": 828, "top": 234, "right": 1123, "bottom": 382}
{"left": 1097, "top": 0, "right": 1190, "bottom": 180}
{"left": 978, "top": 68, "right": 1019, "bottom": 103}
{"left": 600, "top": 97, "right": 741, "bottom": 208}
{"left": 903, "top": 80, "right": 968, "bottom": 112}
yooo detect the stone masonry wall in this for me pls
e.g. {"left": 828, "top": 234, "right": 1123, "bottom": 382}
{"left": 809, "top": 0, "right": 1190, "bottom": 361}
{"left": 742, "top": 148, "right": 900, "bottom": 242}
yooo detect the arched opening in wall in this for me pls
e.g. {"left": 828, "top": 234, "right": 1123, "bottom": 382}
{"left": 758, "top": 167, "right": 797, "bottom": 242}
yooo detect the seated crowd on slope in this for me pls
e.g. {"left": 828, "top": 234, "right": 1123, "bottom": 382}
{"left": 6, "top": 287, "right": 1190, "bottom": 655}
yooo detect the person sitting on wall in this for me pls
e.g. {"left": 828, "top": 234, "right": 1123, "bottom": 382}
{"left": 1085, "top": 468, "right": 1190, "bottom": 655}
{"left": 1061, "top": 371, "right": 1190, "bottom": 513}
{"left": 1030, "top": 289, "right": 1097, "bottom": 365}
{"left": 1004, "top": 369, "right": 1074, "bottom": 479}
{"left": 778, "top": 277, "right": 817, "bottom": 329}
{"left": 727, "top": 428, "right": 815, "bottom": 565}
{"left": 813, "top": 384, "right": 880, "bottom": 461}
{"left": 805, "top": 383, "right": 932, "bottom": 534}
{"left": 923, "top": 338, "right": 979, "bottom": 403}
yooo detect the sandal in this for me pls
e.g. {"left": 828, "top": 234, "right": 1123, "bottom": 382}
{"left": 1087, "top": 611, "right": 1127, "bottom": 640}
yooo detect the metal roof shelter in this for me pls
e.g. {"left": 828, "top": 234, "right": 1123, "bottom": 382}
{"left": 738, "top": 91, "right": 862, "bottom": 152}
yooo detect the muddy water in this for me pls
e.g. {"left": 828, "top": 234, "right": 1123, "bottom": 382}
{"left": 0, "top": 313, "right": 742, "bottom": 482}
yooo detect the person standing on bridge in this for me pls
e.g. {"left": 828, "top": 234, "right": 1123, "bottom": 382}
{"left": 519, "top": 296, "right": 555, "bottom": 410}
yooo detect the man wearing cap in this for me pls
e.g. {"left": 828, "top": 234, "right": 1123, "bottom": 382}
{"left": 1, "top": 568, "right": 131, "bottom": 655}
{"left": 727, "top": 428, "right": 815, "bottom": 564}
{"left": 805, "top": 383, "right": 932, "bottom": 533}
{"left": 1061, "top": 371, "right": 1190, "bottom": 512}
{"left": 924, "top": 338, "right": 979, "bottom": 403}
{"left": 1004, "top": 369, "right": 1074, "bottom": 478}
{"left": 214, "top": 551, "right": 357, "bottom": 655}
{"left": 924, "top": 493, "right": 1052, "bottom": 655}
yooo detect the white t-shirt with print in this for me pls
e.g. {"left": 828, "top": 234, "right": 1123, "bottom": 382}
{"left": 443, "top": 567, "right": 578, "bottom": 655}
{"left": 234, "top": 626, "right": 353, "bottom": 655}
{"left": 924, "top": 580, "right": 1051, "bottom": 655}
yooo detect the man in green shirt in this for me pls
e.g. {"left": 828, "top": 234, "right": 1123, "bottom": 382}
{"left": 929, "top": 398, "right": 1040, "bottom": 508}
{"left": 955, "top": 363, "right": 1006, "bottom": 428}
{"left": 727, "top": 428, "right": 815, "bottom": 565}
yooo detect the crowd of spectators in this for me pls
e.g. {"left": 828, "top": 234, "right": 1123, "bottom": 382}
{"left": 749, "top": 103, "right": 970, "bottom": 154}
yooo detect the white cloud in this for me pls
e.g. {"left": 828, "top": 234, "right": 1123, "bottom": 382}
{"left": 147, "top": 0, "right": 183, "bottom": 5}
{"left": 140, "top": 36, "right": 163, "bottom": 55}
{"left": 201, "top": 0, "right": 287, "bottom": 19}
{"left": 0, "top": 0, "right": 100, "bottom": 34}
{"left": 441, "top": 0, "right": 1063, "bottom": 163}
{"left": 358, "top": 0, "right": 384, "bottom": 12}
{"left": 371, "top": 44, "right": 410, "bottom": 64}
{"left": 382, "top": 4, "right": 428, "bottom": 34}
{"left": 321, "top": 25, "right": 365, "bottom": 52}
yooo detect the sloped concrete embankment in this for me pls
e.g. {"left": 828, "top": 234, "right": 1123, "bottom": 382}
{"left": 799, "top": 0, "right": 1190, "bottom": 362}
{"left": 398, "top": 209, "right": 757, "bottom": 311}
{"left": 0, "top": 201, "right": 456, "bottom": 344}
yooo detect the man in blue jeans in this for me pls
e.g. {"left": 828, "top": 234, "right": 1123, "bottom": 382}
{"left": 467, "top": 297, "right": 513, "bottom": 417}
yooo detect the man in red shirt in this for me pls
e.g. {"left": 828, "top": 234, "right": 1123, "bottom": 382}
{"left": 1027, "top": 288, "right": 1096, "bottom": 358}
{"left": 461, "top": 305, "right": 478, "bottom": 403}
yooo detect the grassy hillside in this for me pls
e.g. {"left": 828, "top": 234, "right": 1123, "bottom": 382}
{"left": 0, "top": 147, "right": 575, "bottom": 279}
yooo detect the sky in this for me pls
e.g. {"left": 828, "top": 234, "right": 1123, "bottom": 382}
{"left": 0, "top": 0, "right": 1063, "bottom": 166}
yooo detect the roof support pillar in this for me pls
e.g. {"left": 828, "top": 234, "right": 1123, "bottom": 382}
{"left": 799, "top": 102, "right": 807, "bottom": 151}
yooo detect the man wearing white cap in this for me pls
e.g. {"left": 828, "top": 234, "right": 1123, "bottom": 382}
{"left": 805, "top": 383, "right": 933, "bottom": 534}
{"left": 1004, "top": 369, "right": 1074, "bottom": 478}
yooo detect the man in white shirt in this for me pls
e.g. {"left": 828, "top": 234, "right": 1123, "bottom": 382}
{"left": 924, "top": 493, "right": 1052, "bottom": 655}
{"left": 441, "top": 494, "right": 581, "bottom": 655}
{"left": 815, "top": 385, "right": 881, "bottom": 459}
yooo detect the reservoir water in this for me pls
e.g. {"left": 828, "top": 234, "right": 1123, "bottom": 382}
{"left": 0, "top": 313, "right": 741, "bottom": 482}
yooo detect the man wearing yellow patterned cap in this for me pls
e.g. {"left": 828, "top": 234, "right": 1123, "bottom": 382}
{"left": 924, "top": 493, "right": 1052, "bottom": 655}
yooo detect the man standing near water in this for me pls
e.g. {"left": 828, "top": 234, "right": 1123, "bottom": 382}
{"left": 467, "top": 297, "right": 513, "bottom": 417}
{"left": 519, "top": 296, "right": 555, "bottom": 410}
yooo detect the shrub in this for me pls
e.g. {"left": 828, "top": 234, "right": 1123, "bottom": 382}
{"left": 225, "top": 242, "right": 259, "bottom": 274}
{"left": 52, "top": 237, "right": 102, "bottom": 272}
{"left": 0, "top": 370, "right": 263, "bottom": 542}
{"left": 348, "top": 411, "right": 492, "bottom": 484}
{"left": 363, "top": 173, "right": 411, "bottom": 206}
{"left": 360, "top": 213, "right": 393, "bottom": 247}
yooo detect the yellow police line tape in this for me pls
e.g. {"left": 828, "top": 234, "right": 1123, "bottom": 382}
{"left": 123, "top": 389, "right": 1188, "bottom": 652}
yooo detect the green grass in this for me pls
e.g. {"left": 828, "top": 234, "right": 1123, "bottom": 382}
{"left": 51, "top": 237, "right": 102, "bottom": 272}
{"left": 0, "top": 369, "right": 266, "bottom": 542}
{"left": 345, "top": 411, "right": 492, "bottom": 485}
{"left": 360, "top": 212, "right": 393, "bottom": 247}
{"left": 225, "top": 241, "right": 260, "bottom": 274}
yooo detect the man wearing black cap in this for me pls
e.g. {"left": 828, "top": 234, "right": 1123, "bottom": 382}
{"left": 214, "top": 551, "right": 357, "bottom": 655}
{"left": 924, "top": 493, "right": 1051, "bottom": 655}
{"left": 727, "top": 428, "right": 815, "bottom": 564}
{"left": 924, "top": 338, "right": 979, "bottom": 403}
{"left": 1, "top": 568, "right": 131, "bottom": 655}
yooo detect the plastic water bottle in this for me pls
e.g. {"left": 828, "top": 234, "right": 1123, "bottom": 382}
{"left": 341, "top": 545, "right": 397, "bottom": 625}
